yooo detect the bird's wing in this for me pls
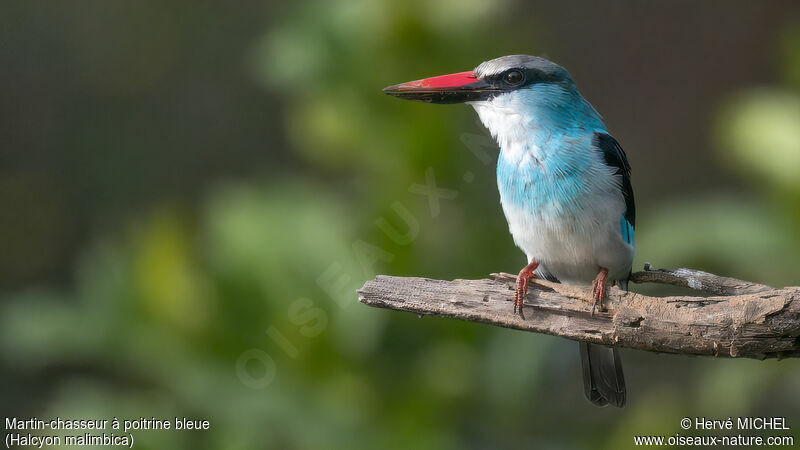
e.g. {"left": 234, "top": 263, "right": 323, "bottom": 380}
{"left": 592, "top": 132, "right": 635, "bottom": 244}
{"left": 578, "top": 133, "right": 633, "bottom": 409}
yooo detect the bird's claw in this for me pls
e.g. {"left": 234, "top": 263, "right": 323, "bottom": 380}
{"left": 591, "top": 268, "right": 609, "bottom": 316}
{"left": 513, "top": 271, "right": 536, "bottom": 320}
{"left": 513, "top": 300, "right": 525, "bottom": 320}
{"left": 513, "top": 279, "right": 524, "bottom": 319}
{"left": 512, "top": 261, "right": 540, "bottom": 320}
{"left": 590, "top": 294, "right": 600, "bottom": 316}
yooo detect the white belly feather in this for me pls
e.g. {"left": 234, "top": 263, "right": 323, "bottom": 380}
{"left": 501, "top": 191, "right": 634, "bottom": 284}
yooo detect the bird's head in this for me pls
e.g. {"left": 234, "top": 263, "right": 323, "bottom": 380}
{"left": 383, "top": 55, "right": 576, "bottom": 106}
{"left": 384, "top": 55, "right": 601, "bottom": 147}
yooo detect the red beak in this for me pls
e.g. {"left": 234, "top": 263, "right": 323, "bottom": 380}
{"left": 386, "top": 71, "right": 477, "bottom": 90}
{"left": 383, "top": 70, "right": 495, "bottom": 104}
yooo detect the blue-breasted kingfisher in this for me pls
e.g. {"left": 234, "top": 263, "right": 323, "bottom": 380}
{"left": 383, "top": 55, "right": 634, "bottom": 407}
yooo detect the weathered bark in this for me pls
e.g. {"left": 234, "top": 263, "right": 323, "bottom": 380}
{"left": 357, "top": 265, "right": 800, "bottom": 359}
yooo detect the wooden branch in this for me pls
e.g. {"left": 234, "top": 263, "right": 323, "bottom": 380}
{"left": 357, "top": 265, "right": 800, "bottom": 360}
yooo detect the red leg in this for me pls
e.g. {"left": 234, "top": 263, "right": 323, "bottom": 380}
{"left": 591, "top": 268, "right": 609, "bottom": 315}
{"left": 514, "top": 261, "right": 539, "bottom": 319}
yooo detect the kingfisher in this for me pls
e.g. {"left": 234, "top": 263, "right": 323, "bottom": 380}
{"left": 383, "top": 55, "right": 634, "bottom": 407}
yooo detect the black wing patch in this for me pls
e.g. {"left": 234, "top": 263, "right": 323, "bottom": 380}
{"left": 593, "top": 132, "right": 635, "bottom": 227}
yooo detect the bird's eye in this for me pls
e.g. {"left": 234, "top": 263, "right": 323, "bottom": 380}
{"left": 505, "top": 70, "right": 524, "bottom": 85}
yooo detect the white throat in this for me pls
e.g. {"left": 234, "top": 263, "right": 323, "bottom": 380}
{"left": 469, "top": 97, "right": 536, "bottom": 164}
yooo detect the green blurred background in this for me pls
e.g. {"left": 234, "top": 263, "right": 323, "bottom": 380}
{"left": 2, "top": 1, "right": 800, "bottom": 448}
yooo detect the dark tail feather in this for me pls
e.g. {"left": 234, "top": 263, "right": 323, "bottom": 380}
{"left": 580, "top": 342, "right": 626, "bottom": 407}
{"left": 579, "top": 276, "right": 629, "bottom": 407}
{"left": 581, "top": 277, "right": 627, "bottom": 407}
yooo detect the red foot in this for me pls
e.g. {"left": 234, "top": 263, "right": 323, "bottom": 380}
{"left": 514, "top": 261, "right": 539, "bottom": 319}
{"left": 591, "top": 268, "right": 609, "bottom": 315}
